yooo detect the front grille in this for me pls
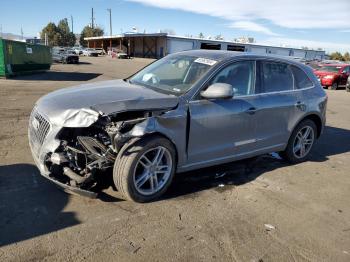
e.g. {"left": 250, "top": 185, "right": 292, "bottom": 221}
{"left": 28, "top": 107, "right": 51, "bottom": 156}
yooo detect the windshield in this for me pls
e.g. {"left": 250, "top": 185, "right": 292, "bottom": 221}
{"left": 308, "top": 63, "right": 321, "bottom": 70}
{"left": 319, "top": 66, "right": 341, "bottom": 72}
{"left": 130, "top": 55, "right": 216, "bottom": 95}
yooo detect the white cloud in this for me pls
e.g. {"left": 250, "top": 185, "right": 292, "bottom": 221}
{"left": 229, "top": 21, "right": 279, "bottom": 36}
{"left": 261, "top": 37, "right": 350, "bottom": 53}
{"left": 127, "top": 0, "right": 350, "bottom": 33}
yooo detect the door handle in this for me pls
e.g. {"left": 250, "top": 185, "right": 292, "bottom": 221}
{"left": 245, "top": 107, "right": 257, "bottom": 115}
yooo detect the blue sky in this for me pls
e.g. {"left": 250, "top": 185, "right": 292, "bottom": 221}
{"left": 1, "top": 0, "right": 350, "bottom": 53}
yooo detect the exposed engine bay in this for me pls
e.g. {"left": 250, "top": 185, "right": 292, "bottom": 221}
{"left": 45, "top": 110, "right": 165, "bottom": 194}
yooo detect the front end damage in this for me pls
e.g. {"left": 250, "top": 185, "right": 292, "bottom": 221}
{"left": 29, "top": 107, "right": 178, "bottom": 198}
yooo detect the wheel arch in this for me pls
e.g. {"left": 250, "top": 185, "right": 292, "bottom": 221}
{"left": 293, "top": 113, "right": 323, "bottom": 138}
{"left": 140, "top": 132, "right": 179, "bottom": 167}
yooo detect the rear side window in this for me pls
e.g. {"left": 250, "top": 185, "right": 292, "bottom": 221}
{"left": 291, "top": 66, "right": 314, "bottom": 89}
{"left": 261, "top": 61, "right": 293, "bottom": 92}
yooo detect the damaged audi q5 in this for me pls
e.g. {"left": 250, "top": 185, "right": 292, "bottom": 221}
{"left": 29, "top": 50, "right": 327, "bottom": 202}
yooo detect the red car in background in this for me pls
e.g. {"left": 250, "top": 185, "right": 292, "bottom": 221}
{"left": 314, "top": 64, "right": 350, "bottom": 90}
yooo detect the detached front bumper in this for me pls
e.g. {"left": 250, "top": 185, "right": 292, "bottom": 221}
{"left": 28, "top": 108, "right": 98, "bottom": 198}
{"left": 41, "top": 173, "right": 98, "bottom": 198}
{"left": 29, "top": 142, "right": 98, "bottom": 198}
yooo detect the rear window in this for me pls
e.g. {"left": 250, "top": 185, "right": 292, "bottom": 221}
{"left": 291, "top": 66, "right": 314, "bottom": 89}
{"left": 261, "top": 62, "right": 294, "bottom": 92}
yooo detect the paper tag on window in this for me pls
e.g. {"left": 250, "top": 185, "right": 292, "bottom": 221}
{"left": 194, "top": 58, "right": 217, "bottom": 66}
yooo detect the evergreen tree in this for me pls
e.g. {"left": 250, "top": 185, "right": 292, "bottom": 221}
{"left": 80, "top": 26, "right": 104, "bottom": 47}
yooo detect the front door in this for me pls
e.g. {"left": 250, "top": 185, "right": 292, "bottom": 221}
{"left": 187, "top": 60, "right": 258, "bottom": 165}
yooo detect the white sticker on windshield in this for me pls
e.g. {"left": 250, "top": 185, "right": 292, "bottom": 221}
{"left": 194, "top": 58, "right": 217, "bottom": 66}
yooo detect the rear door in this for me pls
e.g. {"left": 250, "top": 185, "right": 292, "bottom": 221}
{"left": 253, "top": 60, "right": 300, "bottom": 150}
{"left": 187, "top": 60, "right": 259, "bottom": 164}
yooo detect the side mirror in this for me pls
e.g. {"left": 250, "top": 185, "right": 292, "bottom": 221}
{"left": 200, "top": 83, "right": 233, "bottom": 99}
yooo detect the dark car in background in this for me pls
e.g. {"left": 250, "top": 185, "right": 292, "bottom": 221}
{"left": 314, "top": 64, "right": 350, "bottom": 90}
{"left": 29, "top": 50, "right": 327, "bottom": 202}
{"left": 52, "top": 48, "right": 79, "bottom": 64}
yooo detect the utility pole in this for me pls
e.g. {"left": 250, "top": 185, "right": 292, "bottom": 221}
{"left": 71, "top": 15, "right": 74, "bottom": 33}
{"left": 107, "top": 8, "right": 112, "bottom": 54}
{"left": 107, "top": 8, "right": 112, "bottom": 36}
{"left": 21, "top": 27, "right": 23, "bottom": 40}
{"left": 91, "top": 8, "right": 94, "bottom": 29}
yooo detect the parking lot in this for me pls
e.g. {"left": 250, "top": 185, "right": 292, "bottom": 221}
{"left": 0, "top": 56, "right": 350, "bottom": 261}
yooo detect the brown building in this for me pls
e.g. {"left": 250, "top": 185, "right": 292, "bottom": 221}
{"left": 85, "top": 33, "right": 326, "bottom": 60}
{"left": 85, "top": 33, "right": 167, "bottom": 58}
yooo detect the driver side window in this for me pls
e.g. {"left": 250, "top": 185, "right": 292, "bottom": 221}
{"left": 209, "top": 61, "right": 255, "bottom": 96}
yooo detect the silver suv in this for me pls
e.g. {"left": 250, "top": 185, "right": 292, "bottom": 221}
{"left": 29, "top": 50, "right": 327, "bottom": 202}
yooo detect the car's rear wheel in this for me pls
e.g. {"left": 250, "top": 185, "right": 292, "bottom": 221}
{"left": 280, "top": 119, "right": 317, "bottom": 163}
{"left": 113, "top": 136, "right": 176, "bottom": 202}
{"left": 330, "top": 82, "right": 338, "bottom": 90}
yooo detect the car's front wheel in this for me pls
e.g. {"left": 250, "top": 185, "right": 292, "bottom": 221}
{"left": 113, "top": 136, "right": 176, "bottom": 202}
{"left": 280, "top": 119, "right": 317, "bottom": 163}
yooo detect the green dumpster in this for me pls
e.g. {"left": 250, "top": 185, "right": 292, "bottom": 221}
{"left": 0, "top": 38, "right": 52, "bottom": 78}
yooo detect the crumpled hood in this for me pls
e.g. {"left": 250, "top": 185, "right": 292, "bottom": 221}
{"left": 36, "top": 79, "right": 179, "bottom": 127}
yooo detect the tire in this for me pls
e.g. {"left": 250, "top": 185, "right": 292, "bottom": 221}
{"left": 280, "top": 119, "right": 317, "bottom": 164}
{"left": 330, "top": 82, "right": 338, "bottom": 90}
{"left": 113, "top": 135, "right": 176, "bottom": 202}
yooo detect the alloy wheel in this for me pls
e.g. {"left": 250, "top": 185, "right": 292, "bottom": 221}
{"left": 133, "top": 146, "right": 172, "bottom": 196}
{"left": 293, "top": 126, "right": 315, "bottom": 159}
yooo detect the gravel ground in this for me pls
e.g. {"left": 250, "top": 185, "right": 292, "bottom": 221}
{"left": 0, "top": 56, "right": 350, "bottom": 262}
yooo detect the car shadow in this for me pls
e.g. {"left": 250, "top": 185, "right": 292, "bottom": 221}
{"left": 0, "top": 164, "right": 80, "bottom": 247}
{"left": 8, "top": 71, "right": 101, "bottom": 81}
{"left": 309, "top": 125, "right": 350, "bottom": 162}
{"left": 163, "top": 125, "right": 350, "bottom": 200}
{"left": 76, "top": 61, "right": 92, "bottom": 65}
{"left": 164, "top": 155, "right": 282, "bottom": 200}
